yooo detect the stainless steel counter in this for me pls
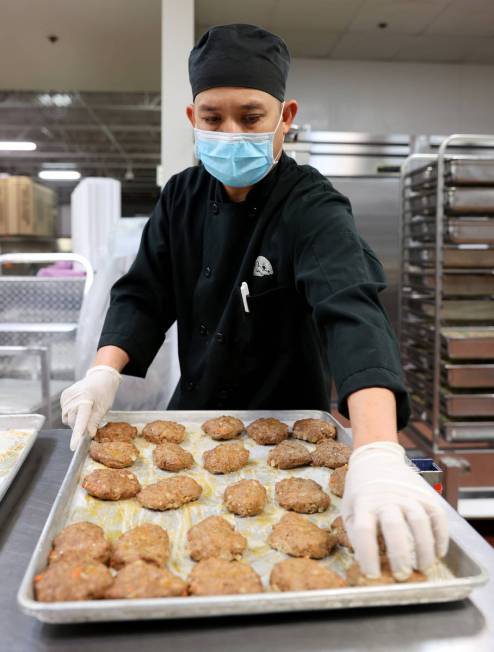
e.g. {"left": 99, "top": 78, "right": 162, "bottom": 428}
{"left": 1, "top": 430, "right": 493, "bottom": 652}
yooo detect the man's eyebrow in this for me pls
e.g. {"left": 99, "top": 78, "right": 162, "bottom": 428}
{"left": 239, "top": 102, "right": 266, "bottom": 110}
{"left": 197, "top": 102, "right": 267, "bottom": 112}
{"left": 197, "top": 104, "right": 220, "bottom": 112}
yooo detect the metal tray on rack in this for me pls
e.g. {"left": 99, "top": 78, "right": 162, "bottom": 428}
{"left": 407, "top": 216, "right": 494, "bottom": 244}
{"left": 442, "top": 393, "right": 494, "bottom": 418}
{"left": 408, "top": 159, "right": 494, "bottom": 190}
{"left": 443, "top": 364, "right": 494, "bottom": 388}
{"left": 441, "top": 327, "right": 494, "bottom": 360}
{"left": 409, "top": 188, "right": 494, "bottom": 216}
{"left": 0, "top": 414, "right": 45, "bottom": 502}
{"left": 17, "top": 409, "right": 488, "bottom": 624}
{"left": 406, "top": 272, "right": 494, "bottom": 296}
{"left": 409, "top": 298, "right": 494, "bottom": 321}
{"left": 407, "top": 245, "right": 494, "bottom": 268}
{"left": 443, "top": 420, "right": 494, "bottom": 442}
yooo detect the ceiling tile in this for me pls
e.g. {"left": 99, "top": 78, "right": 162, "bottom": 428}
{"left": 274, "top": 28, "right": 341, "bottom": 58}
{"left": 271, "top": 0, "right": 365, "bottom": 31}
{"left": 464, "top": 38, "right": 494, "bottom": 64}
{"left": 329, "top": 32, "right": 407, "bottom": 60}
{"left": 426, "top": 0, "right": 494, "bottom": 36}
{"left": 349, "top": 0, "right": 450, "bottom": 35}
{"left": 194, "top": 0, "right": 277, "bottom": 28}
{"left": 393, "top": 34, "right": 474, "bottom": 62}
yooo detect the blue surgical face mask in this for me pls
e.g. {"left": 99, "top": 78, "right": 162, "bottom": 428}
{"left": 193, "top": 103, "right": 285, "bottom": 188}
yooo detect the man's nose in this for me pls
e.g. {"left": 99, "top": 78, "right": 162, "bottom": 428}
{"left": 222, "top": 118, "right": 243, "bottom": 133}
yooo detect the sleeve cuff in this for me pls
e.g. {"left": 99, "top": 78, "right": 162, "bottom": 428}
{"left": 337, "top": 366, "right": 411, "bottom": 431}
{"left": 97, "top": 331, "right": 161, "bottom": 378}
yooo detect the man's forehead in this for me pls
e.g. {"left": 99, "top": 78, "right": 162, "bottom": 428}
{"left": 195, "top": 88, "right": 275, "bottom": 110}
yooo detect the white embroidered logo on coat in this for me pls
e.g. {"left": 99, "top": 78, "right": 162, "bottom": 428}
{"left": 253, "top": 255, "right": 274, "bottom": 277}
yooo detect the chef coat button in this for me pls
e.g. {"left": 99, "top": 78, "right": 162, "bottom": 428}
{"left": 248, "top": 206, "right": 258, "bottom": 218}
{"left": 186, "top": 381, "right": 195, "bottom": 391}
{"left": 204, "top": 265, "right": 212, "bottom": 278}
{"left": 199, "top": 323, "right": 208, "bottom": 336}
{"left": 215, "top": 332, "right": 225, "bottom": 343}
{"left": 211, "top": 202, "right": 219, "bottom": 214}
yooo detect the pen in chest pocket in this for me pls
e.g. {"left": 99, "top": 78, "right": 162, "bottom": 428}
{"left": 240, "top": 281, "right": 250, "bottom": 313}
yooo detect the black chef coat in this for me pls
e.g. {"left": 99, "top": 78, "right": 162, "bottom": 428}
{"left": 98, "top": 152, "right": 410, "bottom": 429}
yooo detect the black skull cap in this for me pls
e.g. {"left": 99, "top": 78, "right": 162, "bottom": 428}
{"left": 189, "top": 24, "right": 290, "bottom": 101}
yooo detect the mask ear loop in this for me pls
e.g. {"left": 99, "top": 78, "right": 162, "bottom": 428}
{"left": 273, "top": 101, "right": 286, "bottom": 164}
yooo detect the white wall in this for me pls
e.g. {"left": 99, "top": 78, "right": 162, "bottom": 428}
{"left": 287, "top": 59, "right": 494, "bottom": 135}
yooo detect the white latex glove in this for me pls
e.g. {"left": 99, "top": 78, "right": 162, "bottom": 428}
{"left": 341, "top": 441, "right": 449, "bottom": 580}
{"left": 60, "top": 365, "right": 121, "bottom": 451}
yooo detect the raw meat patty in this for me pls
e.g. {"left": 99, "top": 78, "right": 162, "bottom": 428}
{"left": 268, "top": 513, "right": 336, "bottom": 559}
{"left": 224, "top": 479, "right": 267, "bottom": 517}
{"left": 347, "top": 558, "right": 426, "bottom": 586}
{"left": 137, "top": 476, "right": 202, "bottom": 510}
{"left": 275, "top": 477, "right": 330, "bottom": 514}
{"left": 188, "top": 559, "right": 263, "bottom": 596}
{"left": 329, "top": 464, "right": 348, "bottom": 497}
{"left": 153, "top": 441, "right": 194, "bottom": 471}
{"left": 111, "top": 523, "right": 170, "bottom": 569}
{"left": 48, "top": 521, "right": 111, "bottom": 566}
{"left": 82, "top": 468, "right": 141, "bottom": 500}
{"left": 106, "top": 560, "right": 187, "bottom": 599}
{"left": 246, "top": 418, "right": 289, "bottom": 445}
{"left": 311, "top": 440, "right": 351, "bottom": 469}
{"left": 89, "top": 440, "right": 139, "bottom": 469}
{"left": 201, "top": 415, "right": 244, "bottom": 440}
{"left": 34, "top": 561, "right": 113, "bottom": 602}
{"left": 94, "top": 422, "right": 137, "bottom": 444}
{"left": 292, "top": 418, "right": 337, "bottom": 444}
{"left": 202, "top": 442, "right": 249, "bottom": 474}
{"left": 270, "top": 558, "right": 347, "bottom": 591}
{"left": 267, "top": 440, "right": 312, "bottom": 470}
{"left": 142, "top": 420, "right": 185, "bottom": 444}
{"left": 331, "top": 515, "right": 353, "bottom": 549}
{"left": 187, "top": 515, "right": 247, "bottom": 561}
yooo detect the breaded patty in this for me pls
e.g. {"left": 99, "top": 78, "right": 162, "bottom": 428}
{"left": 187, "top": 559, "right": 263, "bottom": 596}
{"left": 187, "top": 515, "right": 247, "bottom": 561}
{"left": 34, "top": 561, "right": 113, "bottom": 602}
{"left": 137, "top": 476, "right": 202, "bottom": 510}
{"left": 82, "top": 468, "right": 141, "bottom": 500}
{"left": 329, "top": 464, "right": 348, "bottom": 497}
{"left": 330, "top": 515, "right": 353, "bottom": 549}
{"left": 48, "top": 521, "right": 111, "bottom": 566}
{"left": 89, "top": 440, "right": 139, "bottom": 469}
{"left": 267, "top": 440, "right": 312, "bottom": 470}
{"left": 94, "top": 422, "right": 137, "bottom": 444}
{"left": 201, "top": 415, "right": 244, "bottom": 440}
{"left": 246, "top": 418, "right": 289, "bottom": 445}
{"left": 224, "top": 479, "right": 267, "bottom": 517}
{"left": 268, "top": 513, "right": 336, "bottom": 559}
{"left": 106, "top": 560, "right": 187, "bottom": 599}
{"left": 275, "top": 477, "right": 330, "bottom": 514}
{"left": 292, "top": 418, "right": 337, "bottom": 444}
{"left": 142, "top": 420, "right": 185, "bottom": 444}
{"left": 311, "top": 440, "right": 351, "bottom": 469}
{"left": 153, "top": 441, "right": 194, "bottom": 472}
{"left": 270, "top": 558, "right": 347, "bottom": 591}
{"left": 202, "top": 442, "right": 249, "bottom": 474}
{"left": 111, "top": 523, "right": 170, "bottom": 569}
{"left": 347, "top": 558, "right": 426, "bottom": 586}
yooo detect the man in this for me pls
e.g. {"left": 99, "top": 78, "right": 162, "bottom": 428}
{"left": 61, "top": 24, "right": 448, "bottom": 580}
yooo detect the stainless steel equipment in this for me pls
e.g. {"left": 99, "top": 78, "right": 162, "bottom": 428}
{"left": 399, "top": 135, "right": 494, "bottom": 510}
{"left": 18, "top": 409, "right": 487, "bottom": 624}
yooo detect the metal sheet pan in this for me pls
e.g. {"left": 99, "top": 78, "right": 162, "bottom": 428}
{"left": 406, "top": 245, "right": 494, "bottom": 268}
{"left": 17, "top": 410, "right": 488, "bottom": 624}
{"left": 0, "top": 414, "right": 45, "bottom": 502}
{"left": 407, "top": 216, "right": 494, "bottom": 245}
{"left": 414, "top": 299, "right": 494, "bottom": 321}
{"left": 409, "top": 188, "right": 494, "bottom": 216}
{"left": 406, "top": 272, "right": 494, "bottom": 296}
{"left": 442, "top": 327, "right": 494, "bottom": 360}
{"left": 443, "top": 364, "right": 494, "bottom": 389}
{"left": 443, "top": 420, "right": 494, "bottom": 442}
{"left": 442, "top": 394, "right": 494, "bottom": 418}
{"left": 408, "top": 159, "right": 494, "bottom": 190}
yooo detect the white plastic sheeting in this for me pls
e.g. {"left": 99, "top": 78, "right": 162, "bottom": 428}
{"left": 75, "top": 217, "right": 180, "bottom": 410}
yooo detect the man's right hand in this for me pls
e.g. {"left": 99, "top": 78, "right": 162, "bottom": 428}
{"left": 61, "top": 365, "right": 122, "bottom": 451}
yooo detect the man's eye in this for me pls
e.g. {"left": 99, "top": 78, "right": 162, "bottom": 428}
{"left": 203, "top": 117, "right": 220, "bottom": 124}
{"left": 243, "top": 115, "right": 261, "bottom": 124}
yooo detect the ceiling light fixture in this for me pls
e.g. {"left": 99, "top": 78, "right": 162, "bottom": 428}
{"left": 0, "top": 141, "right": 37, "bottom": 151}
{"left": 38, "top": 170, "right": 81, "bottom": 181}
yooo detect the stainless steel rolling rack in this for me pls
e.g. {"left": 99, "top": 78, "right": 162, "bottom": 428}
{"left": 399, "top": 134, "right": 494, "bottom": 515}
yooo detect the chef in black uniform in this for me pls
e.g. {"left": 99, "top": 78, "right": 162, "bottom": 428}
{"left": 62, "top": 24, "right": 448, "bottom": 580}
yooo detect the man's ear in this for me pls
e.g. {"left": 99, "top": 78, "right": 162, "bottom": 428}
{"left": 282, "top": 99, "right": 298, "bottom": 133}
{"left": 186, "top": 104, "right": 195, "bottom": 127}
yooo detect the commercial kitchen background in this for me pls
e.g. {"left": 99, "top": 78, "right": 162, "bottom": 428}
{"left": 1, "top": 0, "right": 494, "bottom": 539}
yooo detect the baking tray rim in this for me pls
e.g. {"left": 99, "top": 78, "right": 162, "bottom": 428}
{"left": 0, "top": 413, "right": 45, "bottom": 502}
{"left": 17, "top": 409, "right": 489, "bottom": 623}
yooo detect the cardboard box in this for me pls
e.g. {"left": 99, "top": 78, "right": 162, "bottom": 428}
{"left": 0, "top": 176, "right": 57, "bottom": 236}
